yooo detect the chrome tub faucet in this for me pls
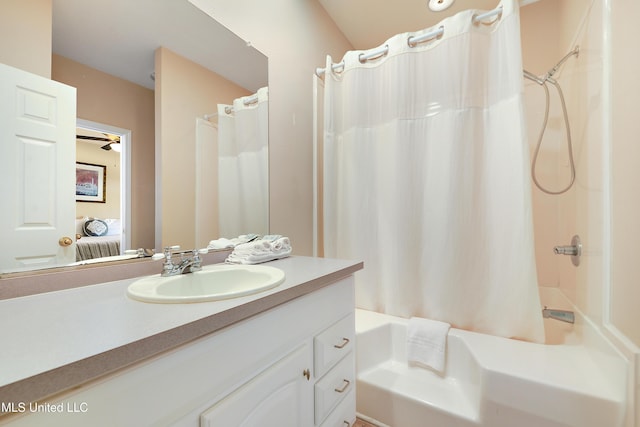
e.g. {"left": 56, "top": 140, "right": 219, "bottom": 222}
{"left": 542, "top": 306, "right": 575, "bottom": 324}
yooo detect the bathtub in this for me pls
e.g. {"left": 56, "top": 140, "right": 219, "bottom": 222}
{"left": 355, "top": 287, "right": 627, "bottom": 427}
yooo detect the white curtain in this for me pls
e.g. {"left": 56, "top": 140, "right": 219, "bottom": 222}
{"left": 322, "top": 0, "right": 544, "bottom": 343}
{"left": 218, "top": 87, "right": 269, "bottom": 237}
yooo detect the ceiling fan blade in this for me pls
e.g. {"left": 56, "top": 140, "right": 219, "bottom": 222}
{"left": 100, "top": 143, "right": 112, "bottom": 151}
{"left": 77, "top": 135, "right": 112, "bottom": 142}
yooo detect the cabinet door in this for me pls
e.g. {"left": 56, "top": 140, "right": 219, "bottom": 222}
{"left": 200, "top": 344, "right": 312, "bottom": 427}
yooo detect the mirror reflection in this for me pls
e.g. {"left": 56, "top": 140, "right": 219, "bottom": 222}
{"left": 0, "top": 0, "right": 268, "bottom": 274}
{"left": 75, "top": 128, "right": 123, "bottom": 262}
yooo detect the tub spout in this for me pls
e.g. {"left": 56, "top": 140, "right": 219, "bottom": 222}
{"left": 542, "top": 306, "right": 575, "bottom": 324}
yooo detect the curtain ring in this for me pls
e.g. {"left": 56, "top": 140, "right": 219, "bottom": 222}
{"left": 472, "top": 8, "right": 503, "bottom": 26}
{"left": 408, "top": 26, "right": 444, "bottom": 48}
{"left": 359, "top": 45, "right": 389, "bottom": 64}
{"left": 332, "top": 61, "right": 345, "bottom": 75}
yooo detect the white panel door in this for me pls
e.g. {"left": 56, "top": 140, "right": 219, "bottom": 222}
{"left": 0, "top": 62, "right": 77, "bottom": 272}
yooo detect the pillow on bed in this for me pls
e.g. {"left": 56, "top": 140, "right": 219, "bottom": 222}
{"left": 83, "top": 219, "right": 109, "bottom": 237}
{"left": 103, "top": 218, "right": 121, "bottom": 236}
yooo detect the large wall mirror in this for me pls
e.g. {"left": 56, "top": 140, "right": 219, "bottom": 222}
{"left": 0, "top": 0, "right": 268, "bottom": 274}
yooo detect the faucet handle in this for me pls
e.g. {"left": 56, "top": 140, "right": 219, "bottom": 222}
{"left": 163, "top": 245, "right": 181, "bottom": 259}
{"left": 553, "top": 235, "right": 581, "bottom": 267}
{"left": 554, "top": 245, "right": 579, "bottom": 256}
{"left": 190, "top": 249, "right": 203, "bottom": 272}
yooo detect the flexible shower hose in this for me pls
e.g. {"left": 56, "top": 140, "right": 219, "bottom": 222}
{"left": 530, "top": 79, "right": 576, "bottom": 195}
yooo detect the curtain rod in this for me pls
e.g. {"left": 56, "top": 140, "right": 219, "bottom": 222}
{"left": 243, "top": 93, "right": 259, "bottom": 105}
{"left": 204, "top": 105, "right": 234, "bottom": 120}
{"left": 204, "top": 92, "right": 263, "bottom": 120}
{"left": 315, "top": 4, "right": 504, "bottom": 78}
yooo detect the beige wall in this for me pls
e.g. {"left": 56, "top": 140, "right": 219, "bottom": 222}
{"left": 522, "top": 0, "right": 605, "bottom": 313}
{"left": 611, "top": 2, "right": 640, "bottom": 423}
{"left": 521, "top": 1, "right": 564, "bottom": 287}
{"left": 611, "top": 0, "right": 640, "bottom": 347}
{"left": 557, "top": 0, "right": 606, "bottom": 326}
{"left": 52, "top": 55, "right": 156, "bottom": 250}
{"left": 0, "top": 0, "right": 51, "bottom": 78}
{"left": 76, "top": 140, "right": 121, "bottom": 219}
{"left": 189, "top": 0, "right": 353, "bottom": 256}
{"left": 523, "top": 0, "right": 640, "bottom": 348}
{"left": 155, "top": 47, "right": 250, "bottom": 250}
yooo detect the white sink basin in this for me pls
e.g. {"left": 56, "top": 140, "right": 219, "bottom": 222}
{"left": 127, "top": 264, "right": 285, "bottom": 303}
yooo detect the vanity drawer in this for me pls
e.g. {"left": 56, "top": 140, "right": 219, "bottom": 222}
{"left": 314, "top": 313, "right": 354, "bottom": 377}
{"left": 319, "top": 387, "right": 355, "bottom": 427}
{"left": 314, "top": 351, "right": 355, "bottom": 425}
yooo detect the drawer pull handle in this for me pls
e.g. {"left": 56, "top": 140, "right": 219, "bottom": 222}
{"left": 334, "top": 337, "right": 350, "bottom": 349}
{"left": 303, "top": 369, "right": 310, "bottom": 380}
{"left": 343, "top": 422, "right": 351, "bottom": 426}
{"left": 334, "top": 379, "right": 350, "bottom": 393}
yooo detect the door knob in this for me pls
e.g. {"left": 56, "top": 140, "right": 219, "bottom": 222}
{"left": 59, "top": 236, "right": 73, "bottom": 247}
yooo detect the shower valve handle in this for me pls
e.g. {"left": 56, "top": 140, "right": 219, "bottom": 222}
{"left": 554, "top": 245, "right": 579, "bottom": 256}
{"left": 553, "top": 235, "right": 582, "bottom": 266}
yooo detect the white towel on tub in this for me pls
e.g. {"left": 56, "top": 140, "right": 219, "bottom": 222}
{"left": 407, "top": 317, "right": 451, "bottom": 373}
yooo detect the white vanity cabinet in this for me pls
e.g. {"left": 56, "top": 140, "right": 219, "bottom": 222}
{"left": 200, "top": 343, "right": 311, "bottom": 426}
{"left": 1, "top": 276, "right": 355, "bottom": 427}
{"left": 313, "top": 314, "right": 356, "bottom": 426}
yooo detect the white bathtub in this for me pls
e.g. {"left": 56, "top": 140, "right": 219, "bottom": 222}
{"left": 355, "top": 287, "right": 627, "bottom": 427}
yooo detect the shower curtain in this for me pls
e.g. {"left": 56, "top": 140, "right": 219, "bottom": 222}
{"left": 218, "top": 87, "right": 269, "bottom": 237}
{"left": 322, "top": 0, "right": 545, "bottom": 342}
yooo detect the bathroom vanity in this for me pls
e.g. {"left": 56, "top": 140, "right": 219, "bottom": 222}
{"left": 0, "top": 256, "right": 362, "bottom": 426}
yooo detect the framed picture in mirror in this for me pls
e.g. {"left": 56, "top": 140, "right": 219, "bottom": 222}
{"left": 76, "top": 162, "right": 106, "bottom": 203}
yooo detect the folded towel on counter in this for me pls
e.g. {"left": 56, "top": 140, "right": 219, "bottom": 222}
{"left": 207, "top": 238, "right": 235, "bottom": 249}
{"left": 226, "top": 237, "right": 292, "bottom": 265}
{"left": 271, "top": 237, "right": 290, "bottom": 252}
{"left": 406, "top": 316, "right": 451, "bottom": 374}
{"left": 231, "top": 239, "right": 273, "bottom": 255}
{"left": 207, "top": 234, "right": 260, "bottom": 250}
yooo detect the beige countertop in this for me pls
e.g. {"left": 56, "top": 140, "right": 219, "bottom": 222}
{"left": 0, "top": 256, "right": 362, "bottom": 411}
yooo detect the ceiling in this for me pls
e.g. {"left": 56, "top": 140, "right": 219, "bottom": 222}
{"left": 317, "top": 0, "right": 537, "bottom": 50}
{"left": 52, "top": 0, "right": 267, "bottom": 91}
{"left": 53, "top": 1, "right": 538, "bottom": 91}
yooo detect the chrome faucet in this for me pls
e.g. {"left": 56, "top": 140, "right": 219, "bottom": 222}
{"left": 542, "top": 306, "right": 575, "bottom": 324}
{"left": 161, "top": 246, "right": 203, "bottom": 277}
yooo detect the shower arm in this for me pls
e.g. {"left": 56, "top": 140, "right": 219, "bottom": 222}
{"left": 545, "top": 46, "right": 580, "bottom": 80}
{"left": 523, "top": 46, "right": 580, "bottom": 86}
